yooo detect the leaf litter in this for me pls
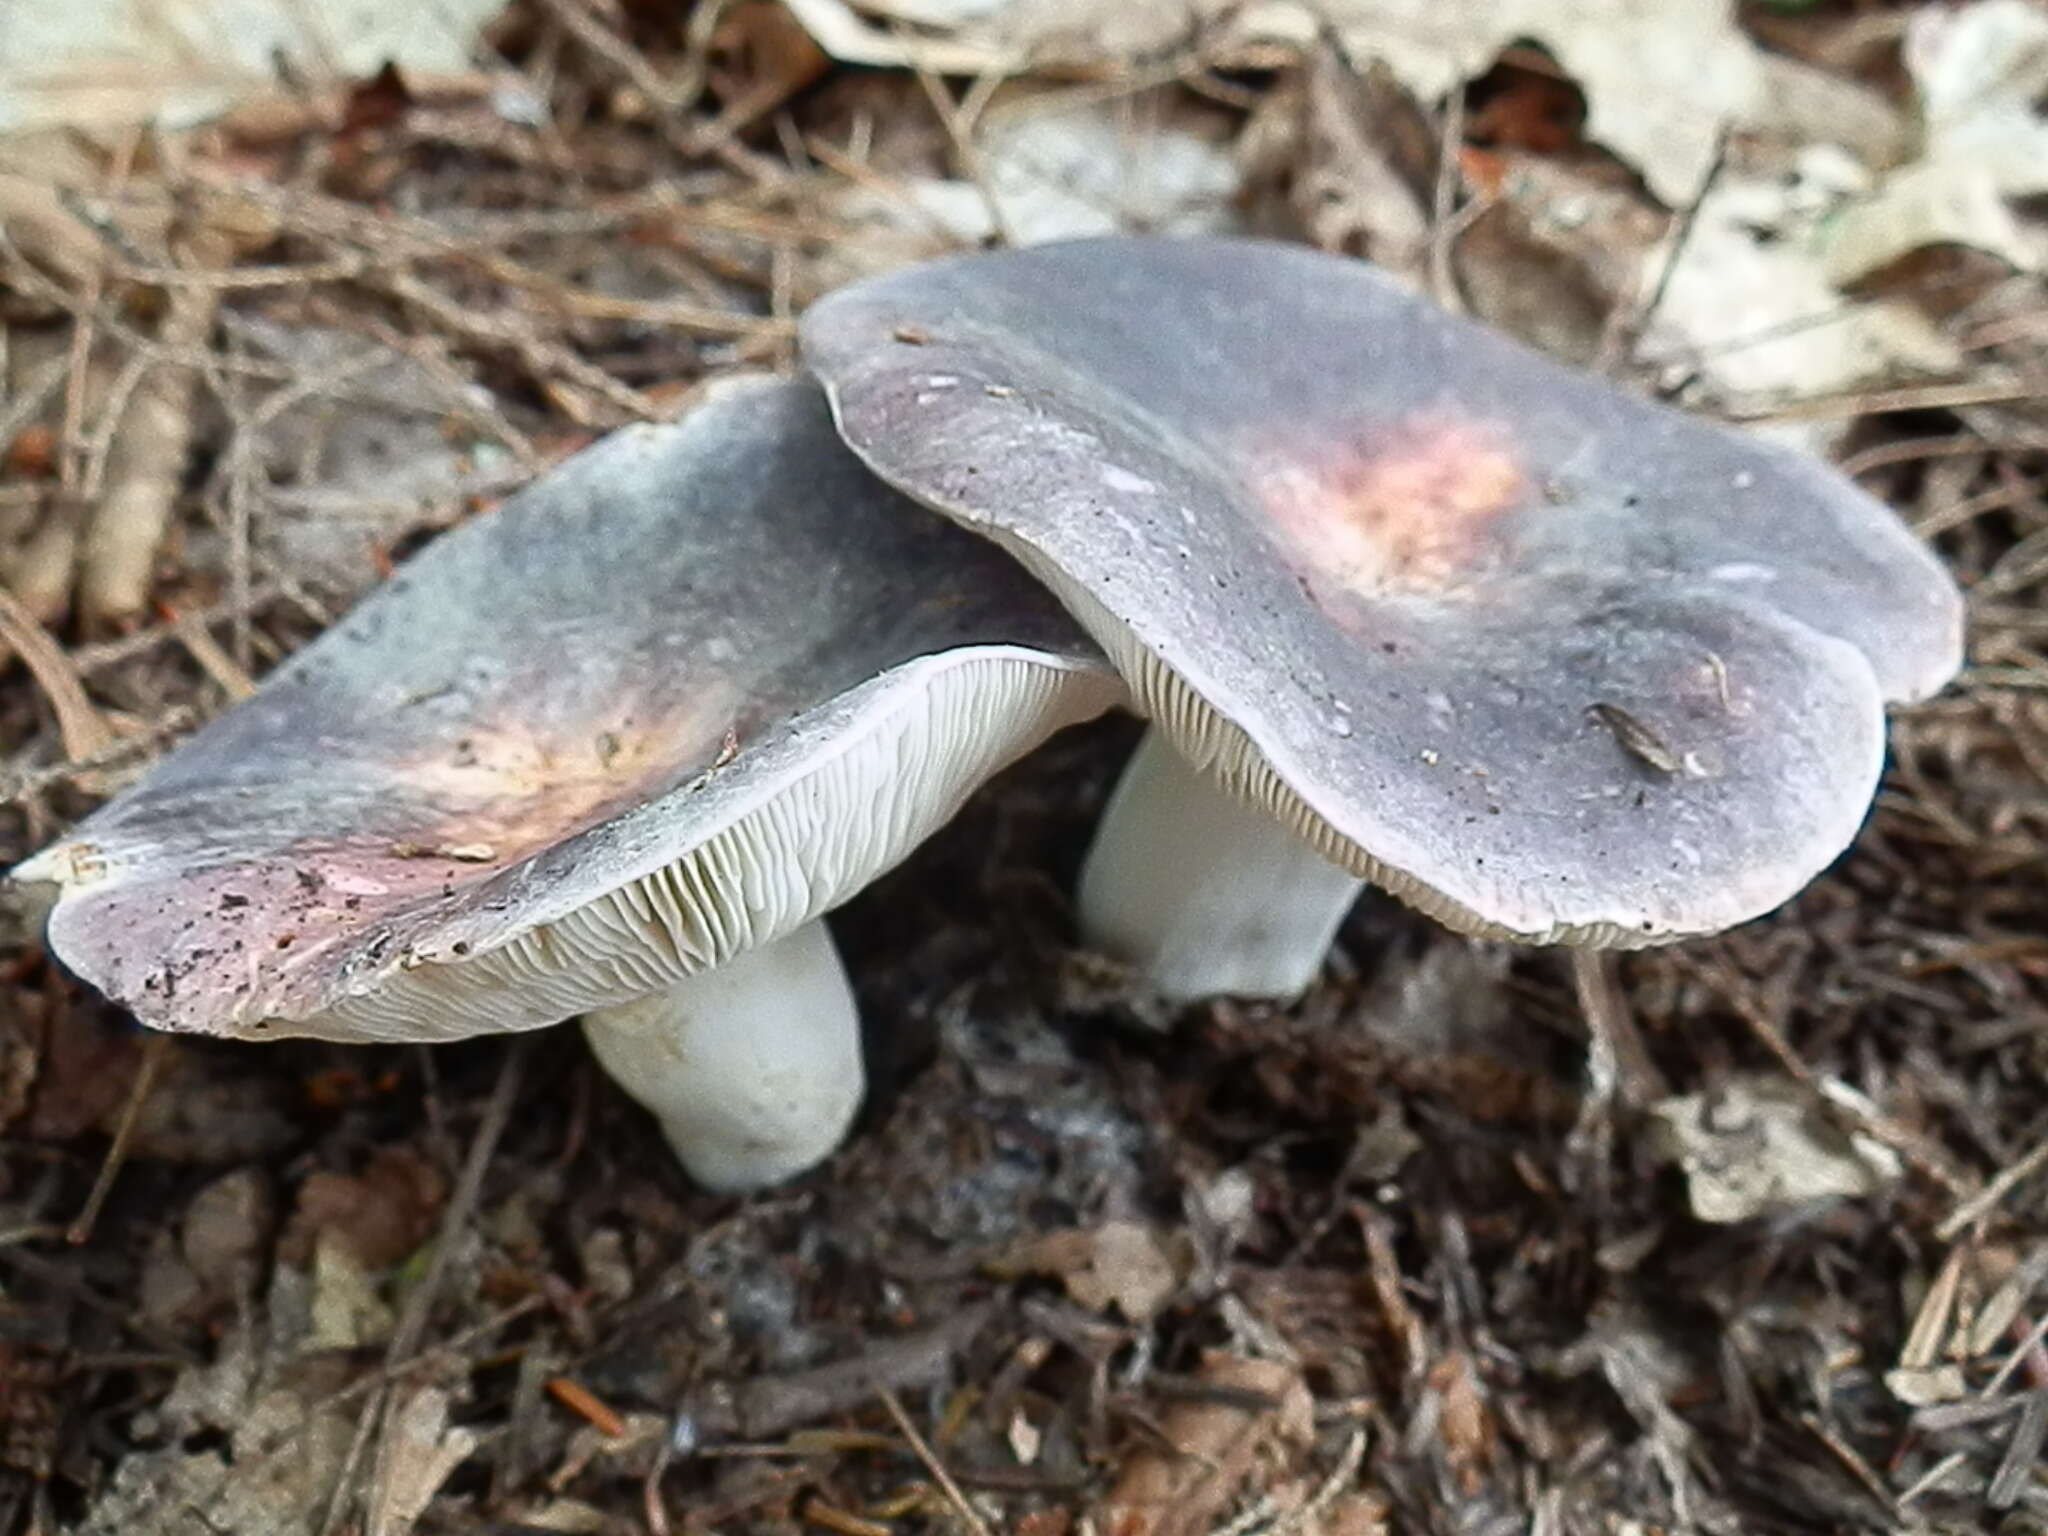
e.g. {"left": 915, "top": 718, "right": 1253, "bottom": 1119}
{"left": 0, "top": 1, "right": 2045, "bottom": 1532}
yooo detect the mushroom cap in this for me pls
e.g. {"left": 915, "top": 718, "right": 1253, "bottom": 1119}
{"left": 14, "top": 374, "right": 1119, "bottom": 1041}
{"left": 800, "top": 236, "right": 1965, "bottom": 945}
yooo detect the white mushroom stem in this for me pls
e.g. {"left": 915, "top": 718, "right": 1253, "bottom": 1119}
{"left": 579, "top": 919, "right": 865, "bottom": 1192}
{"left": 1078, "top": 728, "right": 1366, "bottom": 1003}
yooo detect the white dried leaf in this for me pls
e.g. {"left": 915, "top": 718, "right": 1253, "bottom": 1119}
{"left": 306, "top": 1230, "right": 395, "bottom": 1352}
{"left": 1884, "top": 1364, "right": 1968, "bottom": 1406}
{"left": 366, "top": 1387, "right": 481, "bottom": 1536}
{"left": 791, "top": 0, "right": 1762, "bottom": 205}
{"left": 1647, "top": 1075, "right": 1903, "bottom": 1224}
{"left": 0, "top": 0, "right": 507, "bottom": 135}
{"left": 509, "top": 1502, "right": 612, "bottom": 1535}
{"left": 979, "top": 101, "right": 1241, "bottom": 244}
{"left": 82, "top": 1311, "right": 353, "bottom": 1535}
{"left": 1642, "top": 167, "right": 1960, "bottom": 411}
{"left": 1316, "top": 0, "right": 1760, "bottom": 209}
{"left": 824, "top": 92, "right": 1240, "bottom": 284}
{"left": 1828, "top": 0, "right": 2048, "bottom": 279}
{"left": 1008, "top": 1409, "right": 1044, "bottom": 1465}
{"left": 1746, "top": 51, "right": 1907, "bottom": 169}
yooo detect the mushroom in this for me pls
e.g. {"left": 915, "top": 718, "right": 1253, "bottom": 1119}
{"left": 800, "top": 236, "right": 1964, "bottom": 1001}
{"left": 11, "top": 374, "right": 1120, "bottom": 1187}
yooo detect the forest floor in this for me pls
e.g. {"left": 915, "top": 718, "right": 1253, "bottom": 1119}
{"left": 1, "top": 2, "right": 2047, "bottom": 1532}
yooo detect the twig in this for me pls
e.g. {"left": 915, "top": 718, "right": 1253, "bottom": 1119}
{"left": 80, "top": 230, "right": 229, "bottom": 630}
{"left": 1989, "top": 1391, "right": 2048, "bottom": 1510}
{"left": 321, "top": 1042, "right": 527, "bottom": 1536}
{"left": 904, "top": 42, "right": 1017, "bottom": 250}
{"left": 0, "top": 583, "right": 117, "bottom": 761}
{"left": 108, "top": 254, "right": 369, "bottom": 290}
{"left": 702, "top": 1303, "right": 997, "bottom": 1441}
{"left": 805, "top": 135, "right": 977, "bottom": 252}
{"left": 1731, "top": 378, "right": 2048, "bottom": 424}
{"left": 243, "top": 1297, "right": 544, "bottom": 1466}
{"left": 76, "top": 347, "right": 160, "bottom": 502}
{"left": 1837, "top": 433, "right": 1984, "bottom": 480}
{"left": 350, "top": 317, "right": 541, "bottom": 470}
{"left": 66, "top": 1034, "right": 173, "bottom": 1244}
{"left": 216, "top": 329, "right": 259, "bottom": 670}
{"left": 0, "top": 354, "right": 69, "bottom": 464}
{"left": 1799, "top": 1412, "right": 1897, "bottom": 1519}
{"left": 1426, "top": 82, "right": 1465, "bottom": 314}
{"left": 0, "top": 706, "right": 198, "bottom": 809}
{"left": 1572, "top": 949, "right": 1668, "bottom": 1109}
{"left": 878, "top": 1387, "right": 993, "bottom": 1536}
{"left": 171, "top": 610, "right": 258, "bottom": 699}
{"left": 69, "top": 583, "right": 282, "bottom": 674}
{"left": 1895, "top": 1449, "right": 1970, "bottom": 1509}
{"left": 55, "top": 219, "right": 106, "bottom": 493}
{"left": 0, "top": 498, "right": 84, "bottom": 630}
{"left": 641, "top": 1422, "right": 676, "bottom": 1536}
{"left": 1937, "top": 1136, "right": 2048, "bottom": 1241}
{"left": 535, "top": 0, "right": 694, "bottom": 113}
{"left": 546, "top": 1376, "right": 626, "bottom": 1438}
{"left": 1597, "top": 124, "right": 1729, "bottom": 375}
{"left": 1681, "top": 950, "right": 1968, "bottom": 1195}
{"left": 379, "top": 268, "right": 664, "bottom": 423}
{"left": 1985, "top": 1313, "right": 2048, "bottom": 1403}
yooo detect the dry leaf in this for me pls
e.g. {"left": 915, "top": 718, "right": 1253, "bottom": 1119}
{"left": 999, "top": 1219, "right": 1184, "bottom": 1322}
{"left": 1884, "top": 1363, "right": 1968, "bottom": 1407}
{"left": 78, "top": 1309, "right": 356, "bottom": 1534}
{"left": 1284, "top": 49, "right": 1431, "bottom": 274}
{"left": 1091, "top": 1353, "right": 1314, "bottom": 1536}
{"left": 1828, "top": 0, "right": 2048, "bottom": 280}
{"left": 1453, "top": 151, "right": 1665, "bottom": 365}
{"left": 0, "top": 172, "right": 104, "bottom": 288}
{"left": 0, "top": 0, "right": 507, "bottom": 134}
{"left": 823, "top": 90, "right": 1241, "bottom": 285}
{"left": 366, "top": 1386, "right": 482, "bottom": 1536}
{"left": 282, "top": 1145, "right": 449, "bottom": 1271}
{"left": 787, "top": 0, "right": 1761, "bottom": 205}
{"left": 1641, "top": 163, "right": 1961, "bottom": 411}
{"left": 1646, "top": 1074, "right": 1902, "bottom": 1223}
{"left": 306, "top": 1230, "right": 396, "bottom": 1351}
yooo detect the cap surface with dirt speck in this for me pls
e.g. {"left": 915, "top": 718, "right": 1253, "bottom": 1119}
{"left": 13, "top": 373, "right": 1119, "bottom": 1042}
{"left": 800, "top": 235, "right": 1964, "bottom": 946}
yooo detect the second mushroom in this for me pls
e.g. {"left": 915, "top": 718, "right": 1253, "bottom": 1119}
{"left": 801, "top": 236, "right": 1966, "bottom": 1001}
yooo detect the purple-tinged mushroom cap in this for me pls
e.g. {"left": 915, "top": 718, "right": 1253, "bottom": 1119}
{"left": 800, "top": 236, "right": 1964, "bottom": 1000}
{"left": 13, "top": 374, "right": 1119, "bottom": 1186}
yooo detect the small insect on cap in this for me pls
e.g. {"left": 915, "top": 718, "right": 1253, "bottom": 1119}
{"left": 801, "top": 236, "right": 1964, "bottom": 946}
{"left": 12, "top": 374, "right": 1119, "bottom": 1041}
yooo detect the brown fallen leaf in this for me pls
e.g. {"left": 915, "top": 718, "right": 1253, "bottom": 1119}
{"left": 1283, "top": 48, "right": 1431, "bottom": 274}
{"left": 995, "top": 1220, "right": 1186, "bottom": 1323}
{"left": 281, "top": 1145, "right": 450, "bottom": 1270}
{"left": 1090, "top": 1354, "right": 1314, "bottom": 1536}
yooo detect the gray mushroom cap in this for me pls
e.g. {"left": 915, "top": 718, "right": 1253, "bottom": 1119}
{"left": 800, "top": 236, "right": 1965, "bottom": 946}
{"left": 13, "top": 374, "right": 1119, "bottom": 1041}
